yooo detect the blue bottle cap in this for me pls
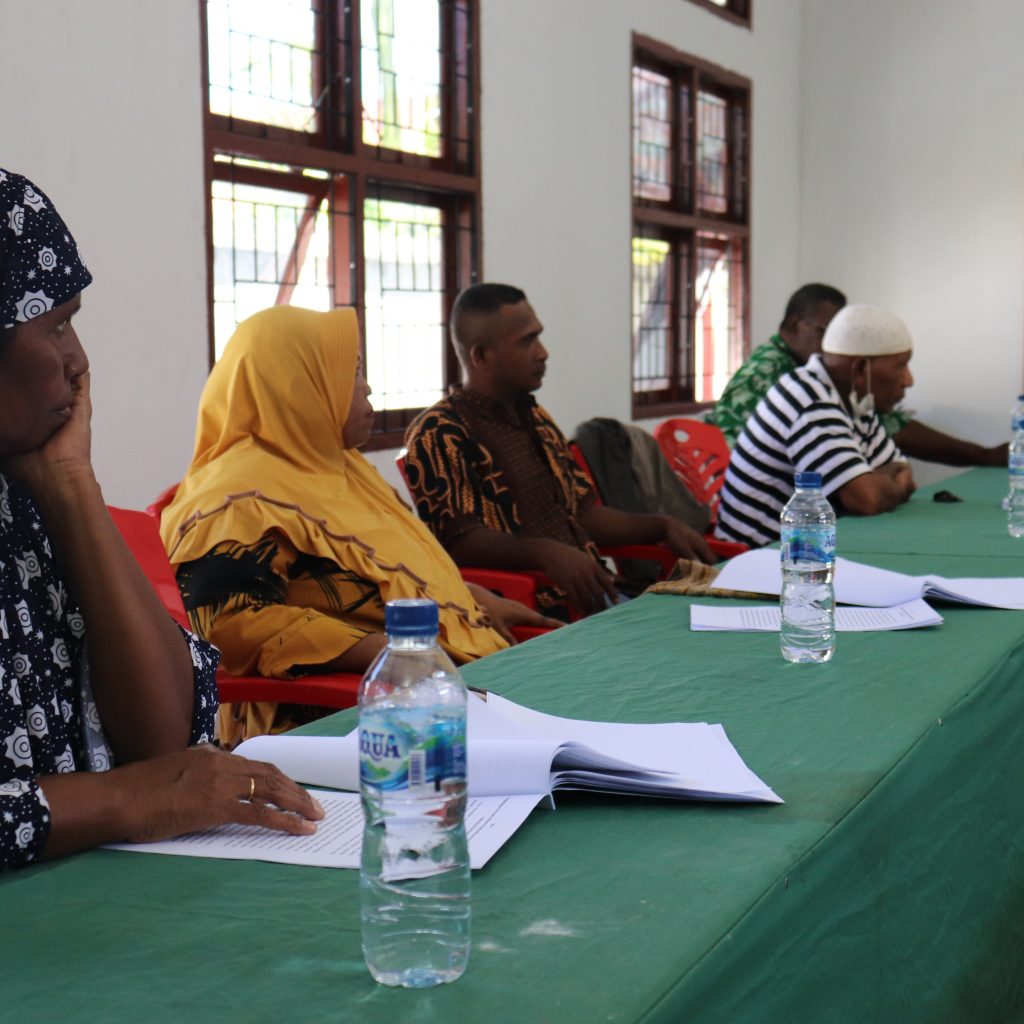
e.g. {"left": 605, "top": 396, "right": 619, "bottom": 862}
{"left": 794, "top": 471, "right": 822, "bottom": 488}
{"left": 385, "top": 598, "right": 439, "bottom": 637}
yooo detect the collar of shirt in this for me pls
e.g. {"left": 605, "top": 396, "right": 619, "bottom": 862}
{"left": 803, "top": 353, "right": 878, "bottom": 433}
{"left": 767, "top": 333, "right": 799, "bottom": 366}
{"left": 449, "top": 385, "right": 538, "bottom": 428}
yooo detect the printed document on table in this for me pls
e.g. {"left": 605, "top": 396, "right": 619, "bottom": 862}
{"left": 690, "top": 599, "right": 943, "bottom": 632}
{"left": 712, "top": 548, "right": 1024, "bottom": 609}
{"left": 105, "top": 790, "right": 542, "bottom": 871}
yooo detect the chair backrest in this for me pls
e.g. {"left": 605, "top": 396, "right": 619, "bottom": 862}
{"left": 652, "top": 418, "right": 731, "bottom": 517}
{"left": 395, "top": 449, "right": 410, "bottom": 488}
{"left": 111, "top": 503, "right": 363, "bottom": 715}
{"left": 107, "top": 505, "right": 191, "bottom": 630}
{"left": 568, "top": 442, "right": 599, "bottom": 496}
{"left": 147, "top": 482, "right": 179, "bottom": 520}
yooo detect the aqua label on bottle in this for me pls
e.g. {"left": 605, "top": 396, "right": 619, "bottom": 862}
{"left": 780, "top": 526, "right": 836, "bottom": 564}
{"left": 360, "top": 716, "right": 466, "bottom": 793}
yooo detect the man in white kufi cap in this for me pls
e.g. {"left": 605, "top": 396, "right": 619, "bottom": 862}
{"left": 710, "top": 284, "right": 1006, "bottom": 466}
{"left": 715, "top": 305, "right": 917, "bottom": 549}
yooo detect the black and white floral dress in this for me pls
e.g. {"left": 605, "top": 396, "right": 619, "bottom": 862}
{"left": 0, "top": 473, "right": 218, "bottom": 870}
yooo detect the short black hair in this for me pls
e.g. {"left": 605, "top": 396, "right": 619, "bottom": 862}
{"left": 451, "top": 283, "right": 527, "bottom": 319}
{"left": 780, "top": 283, "right": 846, "bottom": 330}
{"left": 449, "top": 283, "right": 528, "bottom": 356}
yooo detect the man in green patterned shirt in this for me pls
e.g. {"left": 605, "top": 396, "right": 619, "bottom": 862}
{"left": 709, "top": 283, "right": 1007, "bottom": 466}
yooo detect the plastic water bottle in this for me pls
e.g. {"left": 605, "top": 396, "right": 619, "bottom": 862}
{"left": 1009, "top": 428, "right": 1024, "bottom": 537}
{"left": 1012, "top": 395, "right": 1024, "bottom": 433}
{"left": 779, "top": 472, "right": 836, "bottom": 663}
{"left": 359, "top": 598, "right": 470, "bottom": 988}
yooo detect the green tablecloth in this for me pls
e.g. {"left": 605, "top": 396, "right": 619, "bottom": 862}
{"left": 839, "top": 467, "right": 1013, "bottom": 559}
{"left": 6, "top": 469, "right": 1024, "bottom": 1023}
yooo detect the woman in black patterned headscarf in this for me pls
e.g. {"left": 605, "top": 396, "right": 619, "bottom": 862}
{"left": 0, "top": 169, "right": 323, "bottom": 870}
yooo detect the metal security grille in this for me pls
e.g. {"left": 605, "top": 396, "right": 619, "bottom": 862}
{"left": 631, "top": 34, "right": 750, "bottom": 418}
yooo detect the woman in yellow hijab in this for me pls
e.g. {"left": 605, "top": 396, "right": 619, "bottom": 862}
{"left": 162, "top": 305, "right": 556, "bottom": 746}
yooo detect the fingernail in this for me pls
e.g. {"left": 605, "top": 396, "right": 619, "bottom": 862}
{"left": 311, "top": 797, "right": 325, "bottom": 815}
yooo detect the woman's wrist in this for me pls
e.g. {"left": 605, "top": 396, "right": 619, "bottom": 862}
{"left": 23, "top": 462, "right": 102, "bottom": 519}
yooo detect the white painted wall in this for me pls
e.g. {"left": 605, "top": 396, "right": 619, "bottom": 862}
{"left": 3, "top": 0, "right": 210, "bottom": 507}
{"left": 481, "top": 0, "right": 804, "bottom": 437}
{"left": 800, "top": 0, "right": 1024, "bottom": 483}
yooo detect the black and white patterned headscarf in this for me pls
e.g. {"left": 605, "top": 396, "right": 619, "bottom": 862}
{"left": 0, "top": 168, "right": 92, "bottom": 330}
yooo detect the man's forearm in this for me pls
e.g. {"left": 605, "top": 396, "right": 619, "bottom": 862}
{"left": 894, "top": 419, "right": 998, "bottom": 466}
{"left": 579, "top": 503, "right": 663, "bottom": 547}
{"left": 448, "top": 527, "right": 560, "bottom": 570}
{"left": 838, "top": 464, "right": 914, "bottom": 516}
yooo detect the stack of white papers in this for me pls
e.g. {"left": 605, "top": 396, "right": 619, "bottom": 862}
{"left": 234, "top": 693, "right": 781, "bottom": 805}
{"left": 108, "top": 694, "right": 780, "bottom": 870}
{"left": 690, "top": 599, "right": 943, "bottom": 632}
{"left": 712, "top": 548, "right": 1024, "bottom": 610}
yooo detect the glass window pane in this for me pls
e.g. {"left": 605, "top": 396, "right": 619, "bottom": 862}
{"left": 632, "top": 236, "right": 673, "bottom": 392}
{"left": 212, "top": 177, "right": 334, "bottom": 359}
{"left": 693, "top": 235, "right": 745, "bottom": 402}
{"left": 207, "top": 0, "right": 318, "bottom": 133}
{"left": 697, "top": 90, "right": 729, "bottom": 214}
{"left": 363, "top": 198, "right": 445, "bottom": 410}
{"left": 362, "top": 0, "right": 443, "bottom": 157}
{"left": 632, "top": 67, "right": 673, "bottom": 202}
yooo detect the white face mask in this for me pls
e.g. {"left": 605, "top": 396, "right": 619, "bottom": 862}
{"left": 848, "top": 360, "right": 875, "bottom": 419}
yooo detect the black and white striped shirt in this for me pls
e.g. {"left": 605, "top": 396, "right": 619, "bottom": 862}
{"left": 715, "top": 354, "right": 901, "bottom": 548}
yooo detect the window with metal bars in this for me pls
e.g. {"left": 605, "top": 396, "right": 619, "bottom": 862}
{"left": 631, "top": 35, "right": 750, "bottom": 417}
{"left": 202, "top": 0, "right": 479, "bottom": 447}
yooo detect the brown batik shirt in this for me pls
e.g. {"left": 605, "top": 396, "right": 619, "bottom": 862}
{"left": 403, "top": 387, "right": 603, "bottom": 619}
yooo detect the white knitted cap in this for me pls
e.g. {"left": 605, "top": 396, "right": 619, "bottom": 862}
{"left": 821, "top": 304, "right": 913, "bottom": 357}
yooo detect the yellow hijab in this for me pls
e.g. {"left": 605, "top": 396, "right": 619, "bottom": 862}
{"left": 161, "top": 305, "right": 505, "bottom": 659}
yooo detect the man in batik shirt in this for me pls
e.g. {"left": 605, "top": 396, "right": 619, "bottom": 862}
{"left": 404, "top": 283, "right": 713, "bottom": 620}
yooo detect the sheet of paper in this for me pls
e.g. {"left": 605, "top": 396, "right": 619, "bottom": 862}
{"left": 105, "top": 790, "right": 544, "bottom": 870}
{"left": 690, "top": 599, "right": 943, "bottom": 632}
{"left": 711, "top": 548, "right": 1024, "bottom": 609}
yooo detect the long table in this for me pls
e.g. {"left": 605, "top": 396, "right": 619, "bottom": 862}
{"left": 7, "top": 469, "right": 1024, "bottom": 1023}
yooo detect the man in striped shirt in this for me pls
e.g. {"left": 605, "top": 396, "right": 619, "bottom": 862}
{"left": 716, "top": 305, "right": 917, "bottom": 548}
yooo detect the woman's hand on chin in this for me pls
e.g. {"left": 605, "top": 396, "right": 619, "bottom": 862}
{"left": 5, "top": 370, "right": 96, "bottom": 499}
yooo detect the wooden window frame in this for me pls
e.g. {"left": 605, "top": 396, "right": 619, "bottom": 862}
{"left": 631, "top": 34, "right": 751, "bottom": 419}
{"left": 200, "top": 0, "right": 481, "bottom": 450}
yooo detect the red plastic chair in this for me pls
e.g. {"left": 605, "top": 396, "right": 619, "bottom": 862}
{"left": 568, "top": 440, "right": 746, "bottom": 562}
{"left": 652, "top": 418, "right": 731, "bottom": 519}
{"left": 108, "top": 505, "right": 362, "bottom": 711}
